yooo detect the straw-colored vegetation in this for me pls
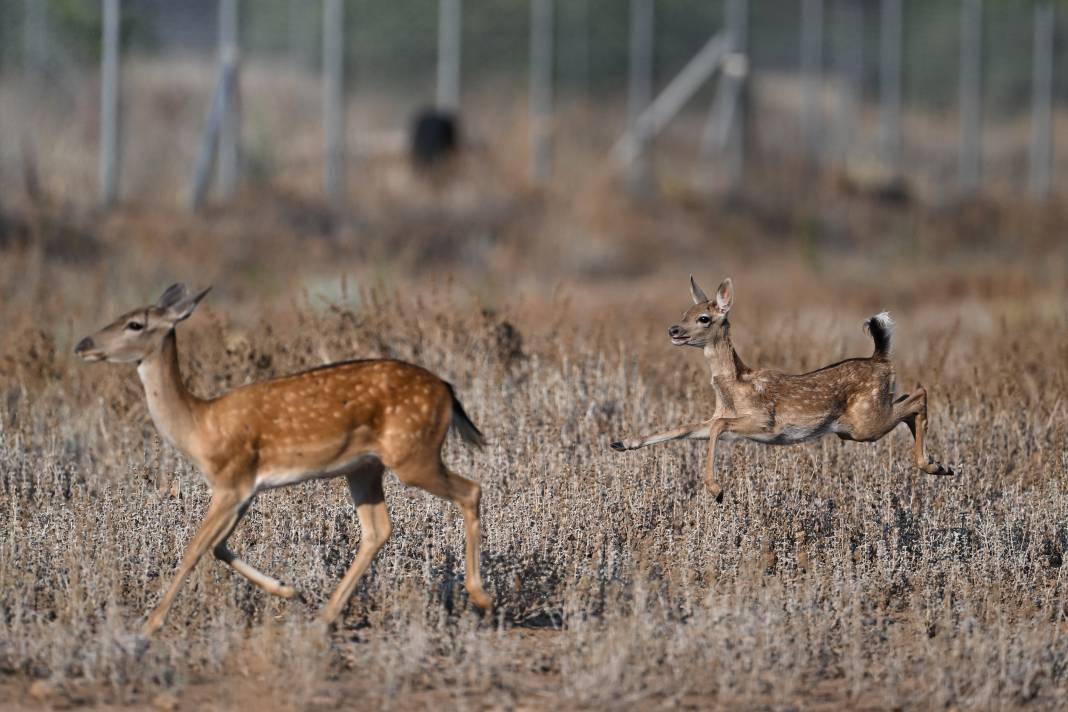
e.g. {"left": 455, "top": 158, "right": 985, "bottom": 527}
{"left": 2, "top": 60, "right": 1068, "bottom": 711}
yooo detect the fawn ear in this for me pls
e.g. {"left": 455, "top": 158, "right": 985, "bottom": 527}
{"left": 163, "top": 286, "right": 212, "bottom": 324}
{"left": 690, "top": 275, "right": 708, "bottom": 304}
{"left": 156, "top": 283, "right": 189, "bottom": 310}
{"left": 715, "top": 278, "right": 734, "bottom": 313}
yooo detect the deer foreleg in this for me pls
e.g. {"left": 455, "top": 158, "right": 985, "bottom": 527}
{"left": 703, "top": 418, "right": 730, "bottom": 500}
{"left": 211, "top": 499, "right": 297, "bottom": 599}
{"left": 610, "top": 419, "right": 714, "bottom": 451}
{"left": 144, "top": 491, "right": 246, "bottom": 635}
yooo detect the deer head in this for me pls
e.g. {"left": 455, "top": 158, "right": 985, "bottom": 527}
{"left": 667, "top": 275, "right": 734, "bottom": 348}
{"left": 75, "top": 283, "right": 211, "bottom": 364}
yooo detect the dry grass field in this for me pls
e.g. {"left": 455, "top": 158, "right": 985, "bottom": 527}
{"left": 2, "top": 63, "right": 1068, "bottom": 710}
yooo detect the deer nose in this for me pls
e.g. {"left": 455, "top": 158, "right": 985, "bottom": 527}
{"left": 75, "top": 337, "right": 94, "bottom": 354}
{"left": 668, "top": 325, "right": 684, "bottom": 339}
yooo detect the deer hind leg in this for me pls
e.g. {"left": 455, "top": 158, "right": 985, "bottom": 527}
{"left": 394, "top": 457, "right": 492, "bottom": 610}
{"left": 894, "top": 387, "right": 955, "bottom": 476}
{"left": 144, "top": 491, "right": 245, "bottom": 635}
{"left": 211, "top": 499, "right": 297, "bottom": 600}
{"left": 321, "top": 460, "right": 393, "bottom": 625}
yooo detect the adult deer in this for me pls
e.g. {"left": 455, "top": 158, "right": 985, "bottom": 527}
{"left": 611, "top": 276, "right": 954, "bottom": 498}
{"left": 75, "top": 284, "right": 491, "bottom": 635}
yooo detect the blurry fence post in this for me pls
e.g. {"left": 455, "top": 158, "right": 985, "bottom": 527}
{"left": 529, "top": 0, "right": 554, "bottom": 185}
{"left": 724, "top": 0, "right": 748, "bottom": 192}
{"left": 323, "top": 0, "right": 345, "bottom": 200}
{"left": 99, "top": 0, "right": 121, "bottom": 208}
{"left": 879, "top": 0, "right": 902, "bottom": 179}
{"left": 959, "top": 0, "right": 982, "bottom": 194}
{"left": 627, "top": 0, "right": 654, "bottom": 194}
{"left": 834, "top": 0, "right": 863, "bottom": 166}
{"left": 698, "top": 0, "right": 748, "bottom": 194}
{"left": 23, "top": 0, "right": 47, "bottom": 78}
{"left": 800, "top": 0, "right": 824, "bottom": 168}
{"left": 217, "top": 0, "right": 240, "bottom": 200}
{"left": 437, "top": 0, "right": 462, "bottom": 112}
{"left": 1029, "top": 2, "right": 1054, "bottom": 201}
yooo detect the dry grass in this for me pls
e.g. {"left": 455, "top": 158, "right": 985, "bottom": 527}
{"left": 2, "top": 58, "right": 1068, "bottom": 711}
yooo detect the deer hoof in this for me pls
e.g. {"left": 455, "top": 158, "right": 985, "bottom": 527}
{"left": 706, "top": 482, "right": 724, "bottom": 502}
{"left": 610, "top": 441, "right": 627, "bottom": 452}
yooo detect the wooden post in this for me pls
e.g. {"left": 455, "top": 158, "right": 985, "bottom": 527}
{"left": 323, "top": 0, "right": 345, "bottom": 200}
{"left": 99, "top": 0, "right": 121, "bottom": 207}
{"left": 627, "top": 0, "right": 654, "bottom": 193}
{"left": 959, "top": 0, "right": 982, "bottom": 194}
{"left": 800, "top": 0, "right": 823, "bottom": 166}
{"left": 437, "top": 0, "right": 462, "bottom": 111}
{"left": 529, "top": 0, "right": 554, "bottom": 185}
{"left": 1029, "top": 2, "right": 1054, "bottom": 201}
{"left": 879, "top": 0, "right": 902, "bottom": 178}
{"left": 217, "top": 0, "right": 240, "bottom": 199}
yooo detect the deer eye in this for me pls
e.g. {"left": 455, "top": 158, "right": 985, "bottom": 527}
{"left": 125, "top": 321, "right": 145, "bottom": 332}
{"left": 697, "top": 315, "right": 711, "bottom": 325}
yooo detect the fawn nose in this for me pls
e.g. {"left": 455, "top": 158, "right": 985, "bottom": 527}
{"left": 668, "top": 325, "right": 684, "bottom": 339}
{"left": 75, "top": 337, "right": 94, "bottom": 354}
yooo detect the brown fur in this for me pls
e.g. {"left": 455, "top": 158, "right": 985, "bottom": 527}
{"left": 76, "top": 284, "right": 491, "bottom": 635}
{"left": 611, "top": 277, "right": 954, "bottom": 499}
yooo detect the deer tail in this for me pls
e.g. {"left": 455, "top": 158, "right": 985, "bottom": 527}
{"left": 447, "top": 383, "right": 486, "bottom": 449}
{"left": 864, "top": 312, "right": 894, "bottom": 361}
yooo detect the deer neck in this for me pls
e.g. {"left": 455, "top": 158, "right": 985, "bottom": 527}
{"left": 703, "top": 323, "right": 747, "bottom": 384}
{"left": 136, "top": 329, "right": 203, "bottom": 455}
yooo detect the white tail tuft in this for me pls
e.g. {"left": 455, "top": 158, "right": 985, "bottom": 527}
{"left": 864, "top": 311, "right": 894, "bottom": 359}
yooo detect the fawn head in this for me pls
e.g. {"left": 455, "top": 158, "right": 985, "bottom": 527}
{"left": 75, "top": 284, "right": 211, "bottom": 364}
{"left": 668, "top": 276, "right": 734, "bottom": 347}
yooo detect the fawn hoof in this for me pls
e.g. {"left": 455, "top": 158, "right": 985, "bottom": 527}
{"left": 467, "top": 588, "right": 493, "bottom": 611}
{"left": 276, "top": 583, "right": 297, "bottom": 599}
{"left": 610, "top": 441, "right": 626, "bottom": 452}
{"left": 706, "top": 481, "right": 724, "bottom": 502}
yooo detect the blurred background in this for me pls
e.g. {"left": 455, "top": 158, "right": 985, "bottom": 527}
{"left": 0, "top": 0, "right": 1065, "bottom": 346}
{"left": 1, "top": 0, "right": 1066, "bottom": 234}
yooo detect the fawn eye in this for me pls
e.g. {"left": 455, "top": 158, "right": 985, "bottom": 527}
{"left": 125, "top": 321, "right": 144, "bottom": 332}
{"left": 697, "top": 315, "right": 711, "bottom": 325}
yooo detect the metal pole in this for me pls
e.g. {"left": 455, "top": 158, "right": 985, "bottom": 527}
{"left": 959, "top": 0, "right": 982, "bottom": 194}
{"left": 529, "top": 0, "right": 554, "bottom": 185}
{"left": 879, "top": 0, "right": 902, "bottom": 178}
{"left": 800, "top": 0, "right": 823, "bottom": 166}
{"left": 323, "top": 0, "right": 345, "bottom": 199}
{"left": 217, "top": 0, "right": 240, "bottom": 199}
{"left": 23, "top": 0, "right": 47, "bottom": 79}
{"left": 1029, "top": 2, "right": 1054, "bottom": 201}
{"left": 99, "top": 0, "right": 121, "bottom": 207}
{"left": 834, "top": 0, "right": 863, "bottom": 165}
{"left": 627, "top": 0, "right": 654, "bottom": 193}
{"left": 724, "top": 0, "right": 748, "bottom": 191}
{"left": 437, "top": 0, "right": 462, "bottom": 111}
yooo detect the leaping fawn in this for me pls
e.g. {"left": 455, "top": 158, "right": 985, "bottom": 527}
{"left": 76, "top": 284, "right": 491, "bottom": 635}
{"left": 611, "top": 276, "right": 954, "bottom": 498}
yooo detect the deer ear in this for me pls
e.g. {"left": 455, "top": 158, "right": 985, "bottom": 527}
{"left": 715, "top": 278, "right": 734, "bottom": 313}
{"left": 156, "top": 283, "right": 188, "bottom": 310}
{"left": 690, "top": 275, "right": 708, "bottom": 304}
{"left": 164, "top": 286, "right": 212, "bottom": 324}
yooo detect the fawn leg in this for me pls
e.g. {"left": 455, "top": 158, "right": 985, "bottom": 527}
{"left": 393, "top": 457, "right": 491, "bottom": 610}
{"left": 144, "top": 491, "right": 245, "bottom": 635}
{"left": 211, "top": 499, "right": 297, "bottom": 599}
{"left": 895, "top": 387, "right": 954, "bottom": 476}
{"left": 321, "top": 461, "right": 393, "bottom": 625}
{"left": 611, "top": 420, "right": 714, "bottom": 451}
